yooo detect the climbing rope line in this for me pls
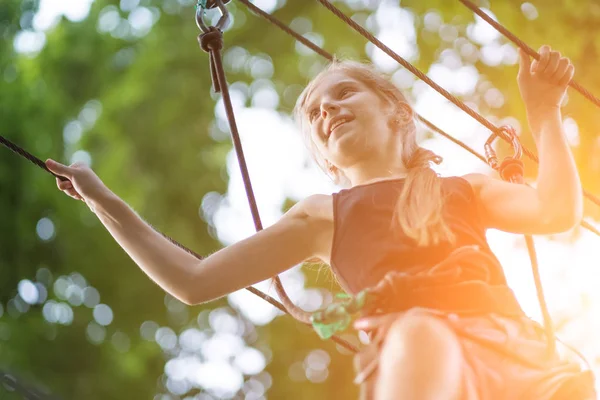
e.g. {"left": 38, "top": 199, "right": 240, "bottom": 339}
{"left": 234, "top": 0, "right": 600, "bottom": 239}
{"left": 1, "top": 0, "right": 598, "bottom": 362}
{"left": 484, "top": 127, "right": 556, "bottom": 356}
{"left": 0, "top": 134, "right": 359, "bottom": 353}
{"left": 458, "top": 0, "right": 600, "bottom": 109}
{"left": 196, "top": 6, "right": 318, "bottom": 329}
{"left": 235, "top": 0, "right": 491, "bottom": 166}
{"left": 234, "top": 1, "right": 482, "bottom": 163}
{"left": 236, "top": 0, "right": 333, "bottom": 60}
{"left": 0, "top": 1, "right": 360, "bottom": 355}
{"left": 313, "top": 0, "right": 531, "bottom": 160}
{"left": 232, "top": 0, "right": 597, "bottom": 354}
{"left": 312, "top": 0, "right": 600, "bottom": 210}
{"left": 0, "top": 368, "right": 61, "bottom": 400}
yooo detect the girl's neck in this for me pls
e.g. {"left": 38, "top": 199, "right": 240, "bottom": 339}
{"left": 352, "top": 174, "right": 408, "bottom": 188}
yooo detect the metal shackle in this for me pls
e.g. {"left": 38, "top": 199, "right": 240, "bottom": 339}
{"left": 196, "top": 0, "right": 231, "bottom": 32}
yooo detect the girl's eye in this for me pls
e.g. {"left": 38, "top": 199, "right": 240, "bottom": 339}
{"left": 340, "top": 88, "right": 354, "bottom": 98}
{"left": 309, "top": 109, "right": 320, "bottom": 121}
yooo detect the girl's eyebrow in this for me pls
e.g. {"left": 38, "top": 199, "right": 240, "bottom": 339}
{"left": 305, "top": 80, "right": 358, "bottom": 114}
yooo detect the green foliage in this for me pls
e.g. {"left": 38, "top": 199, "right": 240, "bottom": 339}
{"left": 1, "top": 0, "right": 599, "bottom": 399}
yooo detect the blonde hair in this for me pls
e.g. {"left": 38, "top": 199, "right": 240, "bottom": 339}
{"left": 293, "top": 60, "right": 455, "bottom": 247}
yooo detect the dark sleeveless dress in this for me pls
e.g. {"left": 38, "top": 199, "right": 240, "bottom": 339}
{"left": 331, "top": 176, "right": 504, "bottom": 295}
{"left": 330, "top": 177, "right": 594, "bottom": 400}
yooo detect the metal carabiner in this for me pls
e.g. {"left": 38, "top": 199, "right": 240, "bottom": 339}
{"left": 202, "top": 0, "right": 232, "bottom": 8}
{"left": 483, "top": 125, "right": 522, "bottom": 170}
{"left": 195, "top": 0, "right": 231, "bottom": 33}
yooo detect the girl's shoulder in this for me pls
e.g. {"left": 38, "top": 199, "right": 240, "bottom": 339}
{"left": 458, "top": 173, "right": 492, "bottom": 197}
{"left": 289, "top": 194, "right": 333, "bottom": 221}
{"left": 297, "top": 194, "right": 334, "bottom": 222}
{"left": 460, "top": 173, "right": 487, "bottom": 186}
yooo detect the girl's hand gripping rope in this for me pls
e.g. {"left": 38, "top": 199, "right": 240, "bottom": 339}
{"left": 517, "top": 46, "right": 574, "bottom": 121}
{"left": 45, "top": 159, "right": 112, "bottom": 208}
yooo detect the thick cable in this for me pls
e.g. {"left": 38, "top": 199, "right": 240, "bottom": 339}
{"left": 0, "top": 368, "right": 61, "bottom": 400}
{"left": 236, "top": 0, "right": 334, "bottom": 61}
{"left": 458, "top": 0, "right": 600, "bottom": 109}
{"left": 0, "top": 135, "right": 67, "bottom": 182}
{"left": 198, "top": 23, "right": 314, "bottom": 327}
{"left": 196, "top": 2, "right": 358, "bottom": 351}
{"left": 416, "top": 116, "right": 487, "bottom": 164}
{"left": 1, "top": 0, "right": 596, "bottom": 358}
{"left": 0, "top": 134, "right": 358, "bottom": 353}
{"left": 524, "top": 234, "right": 556, "bottom": 357}
{"left": 314, "top": 0, "right": 535, "bottom": 156}
{"left": 235, "top": 0, "right": 600, "bottom": 239}
{"left": 485, "top": 127, "right": 556, "bottom": 356}
{"left": 236, "top": 0, "right": 595, "bottom": 363}
{"left": 312, "top": 0, "right": 600, "bottom": 209}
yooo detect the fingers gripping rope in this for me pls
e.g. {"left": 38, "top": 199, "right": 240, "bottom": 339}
{"left": 458, "top": 0, "right": 600, "bottom": 109}
{"left": 0, "top": 133, "right": 361, "bottom": 355}
{"left": 311, "top": 0, "right": 600, "bottom": 211}
{"left": 235, "top": 0, "right": 600, "bottom": 239}
{"left": 485, "top": 127, "right": 556, "bottom": 357}
{"left": 0, "top": 4, "right": 360, "bottom": 354}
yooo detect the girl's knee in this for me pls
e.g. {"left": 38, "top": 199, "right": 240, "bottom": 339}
{"left": 376, "top": 313, "right": 464, "bottom": 399}
{"left": 380, "top": 313, "right": 462, "bottom": 365}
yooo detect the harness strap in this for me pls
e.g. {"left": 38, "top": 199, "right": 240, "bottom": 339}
{"left": 374, "top": 281, "right": 524, "bottom": 317}
{"left": 312, "top": 246, "right": 524, "bottom": 338}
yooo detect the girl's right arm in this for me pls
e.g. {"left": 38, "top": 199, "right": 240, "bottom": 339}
{"left": 45, "top": 159, "right": 325, "bottom": 306}
{"left": 92, "top": 191, "right": 324, "bottom": 305}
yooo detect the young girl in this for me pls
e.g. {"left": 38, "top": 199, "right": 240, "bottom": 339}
{"left": 46, "top": 45, "right": 594, "bottom": 399}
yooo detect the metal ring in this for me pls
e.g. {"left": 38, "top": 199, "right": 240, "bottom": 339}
{"left": 196, "top": 0, "right": 230, "bottom": 33}
{"left": 483, "top": 125, "right": 522, "bottom": 170}
{"left": 498, "top": 125, "right": 522, "bottom": 160}
{"left": 203, "top": 0, "right": 232, "bottom": 8}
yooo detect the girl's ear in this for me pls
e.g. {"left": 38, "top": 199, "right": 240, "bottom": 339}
{"left": 395, "top": 102, "right": 414, "bottom": 125}
{"left": 388, "top": 102, "right": 413, "bottom": 129}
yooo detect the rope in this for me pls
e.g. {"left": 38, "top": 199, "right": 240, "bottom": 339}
{"left": 312, "top": 0, "right": 600, "bottom": 210}
{"left": 197, "top": 3, "right": 360, "bottom": 352}
{"left": 1, "top": 368, "right": 61, "bottom": 400}
{"left": 235, "top": 0, "right": 600, "bottom": 239}
{"left": 458, "top": 0, "right": 600, "bottom": 109}
{"left": 233, "top": 1, "right": 488, "bottom": 163}
{"left": 2, "top": 0, "right": 598, "bottom": 359}
{"left": 236, "top": 0, "right": 334, "bottom": 61}
{"left": 0, "top": 135, "right": 67, "bottom": 182}
{"left": 0, "top": 134, "right": 358, "bottom": 353}
{"left": 313, "top": 0, "right": 534, "bottom": 157}
{"left": 198, "top": 24, "right": 313, "bottom": 326}
{"left": 234, "top": 1, "right": 600, "bottom": 361}
{"left": 485, "top": 127, "right": 556, "bottom": 356}
{"left": 524, "top": 234, "right": 556, "bottom": 356}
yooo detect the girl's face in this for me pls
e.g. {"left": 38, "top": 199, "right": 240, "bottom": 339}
{"left": 303, "top": 70, "right": 399, "bottom": 171}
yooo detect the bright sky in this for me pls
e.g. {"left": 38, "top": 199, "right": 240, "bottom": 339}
{"left": 17, "top": 1, "right": 600, "bottom": 398}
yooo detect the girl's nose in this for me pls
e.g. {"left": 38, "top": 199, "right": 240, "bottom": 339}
{"left": 321, "top": 102, "right": 339, "bottom": 118}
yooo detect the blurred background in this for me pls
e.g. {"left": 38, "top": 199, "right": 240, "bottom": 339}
{"left": 1, "top": 0, "right": 600, "bottom": 398}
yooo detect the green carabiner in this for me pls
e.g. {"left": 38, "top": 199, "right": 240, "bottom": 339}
{"left": 311, "top": 290, "right": 372, "bottom": 339}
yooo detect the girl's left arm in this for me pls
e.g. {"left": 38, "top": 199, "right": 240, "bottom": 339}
{"left": 463, "top": 46, "right": 582, "bottom": 235}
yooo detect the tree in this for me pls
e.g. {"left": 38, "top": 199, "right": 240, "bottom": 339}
{"left": 1, "top": 1, "right": 599, "bottom": 399}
